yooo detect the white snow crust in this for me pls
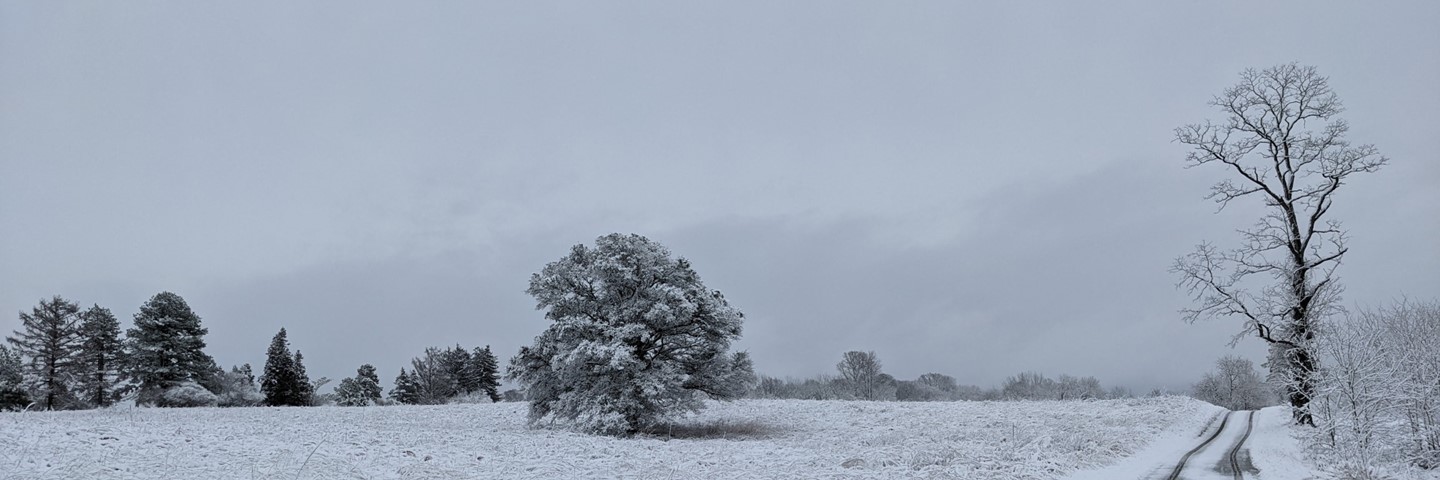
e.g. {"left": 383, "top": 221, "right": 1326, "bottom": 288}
{"left": 1247, "top": 405, "right": 1322, "bottom": 480}
{"left": 2, "top": 396, "right": 1217, "bottom": 479}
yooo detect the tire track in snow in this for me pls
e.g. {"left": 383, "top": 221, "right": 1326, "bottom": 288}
{"left": 1225, "top": 411, "right": 1255, "bottom": 480}
{"left": 1164, "top": 410, "right": 1257, "bottom": 480}
{"left": 1166, "top": 411, "right": 1232, "bottom": 480}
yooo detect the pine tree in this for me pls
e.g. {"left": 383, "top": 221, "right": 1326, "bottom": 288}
{"left": 126, "top": 292, "right": 215, "bottom": 406}
{"left": 260, "top": 328, "right": 301, "bottom": 406}
{"left": 336, "top": 364, "right": 384, "bottom": 406}
{"left": 447, "top": 345, "right": 476, "bottom": 395}
{"left": 511, "top": 234, "right": 753, "bottom": 435}
{"left": 389, "top": 368, "right": 420, "bottom": 405}
{"left": 0, "top": 344, "right": 31, "bottom": 411}
{"left": 235, "top": 363, "right": 255, "bottom": 385}
{"left": 196, "top": 358, "right": 225, "bottom": 395}
{"left": 77, "top": 304, "right": 124, "bottom": 407}
{"left": 473, "top": 346, "right": 501, "bottom": 402}
{"left": 293, "top": 350, "right": 313, "bottom": 406}
{"left": 356, "top": 364, "right": 382, "bottom": 401}
{"left": 6, "top": 296, "right": 83, "bottom": 410}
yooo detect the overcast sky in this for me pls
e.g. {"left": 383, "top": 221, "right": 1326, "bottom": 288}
{"left": 2, "top": 2, "right": 1437, "bottom": 393}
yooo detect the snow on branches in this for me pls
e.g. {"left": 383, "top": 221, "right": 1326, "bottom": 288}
{"left": 509, "top": 233, "right": 755, "bottom": 436}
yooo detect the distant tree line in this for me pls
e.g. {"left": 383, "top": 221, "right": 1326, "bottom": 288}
{"left": 2, "top": 293, "right": 236, "bottom": 410}
{"left": 747, "top": 350, "right": 1133, "bottom": 402}
{"left": 389, "top": 344, "right": 501, "bottom": 405}
{"left": 1, "top": 292, "right": 507, "bottom": 411}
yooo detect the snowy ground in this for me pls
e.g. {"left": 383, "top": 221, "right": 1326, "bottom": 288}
{"left": 1069, "top": 404, "right": 1333, "bottom": 480}
{"left": 1063, "top": 401, "right": 1224, "bottom": 480}
{"left": 1245, "top": 406, "right": 1322, "bottom": 480}
{"left": 3, "top": 397, "right": 1221, "bottom": 479}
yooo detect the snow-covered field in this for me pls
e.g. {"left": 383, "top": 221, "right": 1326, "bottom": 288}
{"left": 2, "top": 397, "right": 1217, "bottom": 479}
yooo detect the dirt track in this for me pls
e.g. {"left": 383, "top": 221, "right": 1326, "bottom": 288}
{"left": 1162, "top": 410, "right": 1258, "bottom": 480}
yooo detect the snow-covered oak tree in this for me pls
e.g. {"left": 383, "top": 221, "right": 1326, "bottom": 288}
{"left": 509, "top": 233, "right": 755, "bottom": 436}
{"left": 1172, "top": 64, "right": 1386, "bottom": 425}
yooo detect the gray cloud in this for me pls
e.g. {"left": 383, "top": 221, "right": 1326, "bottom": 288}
{"left": 2, "top": 2, "right": 1436, "bottom": 393}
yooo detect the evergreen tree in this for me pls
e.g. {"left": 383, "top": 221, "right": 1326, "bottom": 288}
{"left": 336, "top": 364, "right": 384, "bottom": 406}
{"left": 472, "top": 346, "right": 501, "bottom": 402}
{"left": 389, "top": 368, "right": 420, "bottom": 405}
{"left": 126, "top": 292, "right": 215, "bottom": 406}
{"left": 0, "top": 344, "right": 31, "bottom": 411}
{"left": 445, "top": 345, "right": 475, "bottom": 395}
{"left": 260, "top": 328, "right": 301, "bottom": 406}
{"left": 77, "top": 304, "right": 124, "bottom": 407}
{"left": 235, "top": 363, "right": 255, "bottom": 385}
{"left": 293, "top": 350, "right": 313, "bottom": 406}
{"left": 510, "top": 234, "right": 753, "bottom": 435}
{"left": 356, "top": 364, "right": 382, "bottom": 400}
{"left": 196, "top": 358, "right": 225, "bottom": 395}
{"left": 6, "top": 296, "right": 83, "bottom": 410}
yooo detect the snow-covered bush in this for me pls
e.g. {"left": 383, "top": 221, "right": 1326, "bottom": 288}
{"left": 1311, "top": 299, "right": 1440, "bottom": 472}
{"left": 160, "top": 381, "right": 218, "bottom": 408}
{"left": 446, "top": 391, "right": 495, "bottom": 404}
{"left": 509, "top": 233, "right": 755, "bottom": 436}
{"left": 216, "top": 386, "right": 263, "bottom": 408}
{"left": 212, "top": 367, "right": 263, "bottom": 407}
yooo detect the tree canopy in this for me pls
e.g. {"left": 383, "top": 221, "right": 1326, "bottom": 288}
{"left": 509, "top": 233, "right": 755, "bottom": 435}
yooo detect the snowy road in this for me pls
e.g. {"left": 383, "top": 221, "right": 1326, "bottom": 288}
{"left": 1160, "top": 410, "right": 1257, "bottom": 480}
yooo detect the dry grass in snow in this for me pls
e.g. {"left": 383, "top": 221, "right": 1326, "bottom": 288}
{"left": 1, "top": 396, "right": 1216, "bottom": 479}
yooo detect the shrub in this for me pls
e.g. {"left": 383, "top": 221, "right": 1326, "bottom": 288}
{"left": 160, "top": 381, "right": 218, "bottom": 408}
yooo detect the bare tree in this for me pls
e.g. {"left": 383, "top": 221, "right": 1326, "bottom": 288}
{"left": 836, "top": 351, "right": 887, "bottom": 401}
{"left": 1002, "top": 371, "right": 1057, "bottom": 400}
{"left": 1057, "top": 375, "right": 1105, "bottom": 400}
{"left": 1192, "top": 355, "right": 1272, "bottom": 411}
{"left": 1172, "top": 63, "right": 1386, "bottom": 426}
